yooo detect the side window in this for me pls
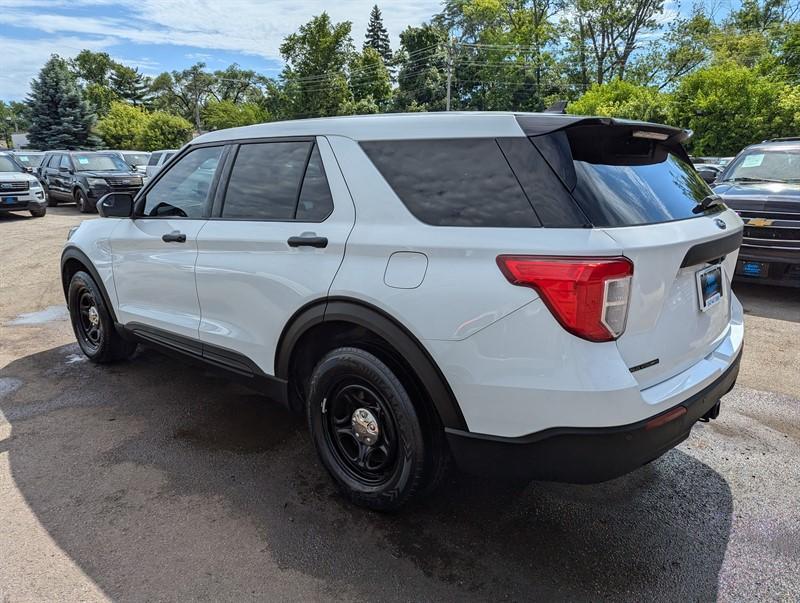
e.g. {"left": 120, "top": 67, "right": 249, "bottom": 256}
{"left": 360, "top": 138, "right": 541, "bottom": 227}
{"left": 222, "top": 142, "right": 309, "bottom": 220}
{"left": 60, "top": 155, "right": 72, "bottom": 170}
{"left": 296, "top": 144, "right": 334, "bottom": 222}
{"left": 148, "top": 152, "right": 162, "bottom": 166}
{"left": 140, "top": 146, "right": 223, "bottom": 218}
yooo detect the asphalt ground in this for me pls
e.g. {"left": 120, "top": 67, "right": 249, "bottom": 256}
{"left": 1, "top": 207, "right": 798, "bottom": 601}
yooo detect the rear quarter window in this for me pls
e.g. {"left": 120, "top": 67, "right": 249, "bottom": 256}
{"left": 360, "top": 138, "right": 541, "bottom": 227}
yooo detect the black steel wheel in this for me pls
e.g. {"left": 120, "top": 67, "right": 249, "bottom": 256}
{"left": 68, "top": 271, "right": 137, "bottom": 363}
{"left": 75, "top": 189, "right": 92, "bottom": 213}
{"left": 307, "top": 347, "right": 431, "bottom": 511}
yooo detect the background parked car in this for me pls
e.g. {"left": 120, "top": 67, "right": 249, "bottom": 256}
{"left": 144, "top": 149, "right": 178, "bottom": 180}
{"left": 713, "top": 138, "right": 800, "bottom": 286}
{"left": 106, "top": 150, "right": 151, "bottom": 175}
{"left": 694, "top": 163, "right": 724, "bottom": 184}
{"left": 0, "top": 152, "right": 47, "bottom": 217}
{"left": 39, "top": 151, "right": 144, "bottom": 213}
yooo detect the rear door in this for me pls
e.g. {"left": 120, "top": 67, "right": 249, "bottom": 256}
{"left": 194, "top": 136, "right": 355, "bottom": 375}
{"left": 111, "top": 145, "right": 226, "bottom": 339}
{"left": 529, "top": 123, "right": 743, "bottom": 387}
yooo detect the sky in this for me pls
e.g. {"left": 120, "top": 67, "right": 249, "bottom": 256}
{"left": 0, "top": 0, "right": 734, "bottom": 102}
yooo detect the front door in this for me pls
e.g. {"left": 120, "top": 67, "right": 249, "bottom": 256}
{"left": 111, "top": 145, "right": 226, "bottom": 339}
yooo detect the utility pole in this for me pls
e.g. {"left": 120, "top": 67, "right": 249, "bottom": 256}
{"left": 445, "top": 38, "right": 454, "bottom": 111}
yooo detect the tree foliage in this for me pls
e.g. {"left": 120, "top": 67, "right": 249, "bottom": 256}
{"left": 136, "top": 111, "right": 193, "bottom": 151}
{"left": 96, "top": 101, "right": 149, "bottom": 148}
{"left": 202, "top": 100, "right": 268, "bottom": 130}
{"left": 568, "top": 79, "right": 670, "bottom": 122}
{"left": 364, "top": 5, "right": 392, "bottom": 63}
{"left": 27, "top": 55, "right": 98, "bottom": 150}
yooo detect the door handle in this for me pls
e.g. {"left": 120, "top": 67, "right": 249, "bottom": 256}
{"left": 287, "top": 235, "right": 328, "bottom": 248}
{"left": 162, "top": 231, "right": 186, "bottom": 243}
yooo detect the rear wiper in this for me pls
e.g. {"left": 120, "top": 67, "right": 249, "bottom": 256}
{"left": 722, "top": 176, "right": 788, "bottom": 184}
{"left": 693, "top": 194, "right": 725, "bottom": 214}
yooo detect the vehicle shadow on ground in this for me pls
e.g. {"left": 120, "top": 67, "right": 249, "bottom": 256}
{"left": 0, "top": 344, "right": 733, "bottom": 601}
{"left": 734, "top": 281, "right": 800, "bottom": 323}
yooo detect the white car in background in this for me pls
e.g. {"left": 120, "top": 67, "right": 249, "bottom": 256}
{"left": 0, "top": 152, "right": 47, "bottom": 217}
{"left": 107, "top": 150, "right": 151, "bottom": 176}
{"left": 61, "top": 112, "right": 744, "bottom": 511}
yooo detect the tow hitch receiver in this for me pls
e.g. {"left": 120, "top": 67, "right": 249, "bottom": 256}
{"left": 699, "top": 401, "right": 721, "bottom": 422}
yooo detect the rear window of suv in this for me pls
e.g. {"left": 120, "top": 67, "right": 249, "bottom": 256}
{"left": 531, "top": 125, "right": 716, "bottom": 227}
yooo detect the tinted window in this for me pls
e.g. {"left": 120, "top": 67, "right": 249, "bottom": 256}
{"left": 141, "top": 146, "right": 223, "bottom": 218}
{"left": 360, "top": 139, "right": 540, "bottom": 227}
{"left": 296, "top": 145, "right": 333, "bottom": 221}
{"left": 222, "top": 142, "right": 309, "bottom": 220}
{"left": 533, "top": 125, "right": 714, "bottom": 227}
{"left": 148, "top": 152, "right": 162, "bottom": 166}
{"left": 46, "top": 154, "right": 59, "bottom": 168}
{"left": 0, "top": 155, "right": 22, "bottom": 172}
{"left": 60, "top": 155, "right": 72, "bottom": 169}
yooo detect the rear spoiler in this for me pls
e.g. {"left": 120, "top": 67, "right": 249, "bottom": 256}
{"left": 515, "top": 114, "right": 692, "bottom": 145}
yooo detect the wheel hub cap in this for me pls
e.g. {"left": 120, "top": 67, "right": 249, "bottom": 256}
{"left": 351, "top": 408, "right": 379, "bottom": 446}
{"left": 88, "top": 306, "right": 99, "bottom": 327}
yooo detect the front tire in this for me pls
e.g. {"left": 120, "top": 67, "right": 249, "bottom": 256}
{"left": 68, "top": 271, "right": 137, "bottom": 363}
{"left": 30, "top": 206, "right": 46, "bottom": 217}
{"left": 307, "top": 347, "right": 431, "bottom": 511}
{"left": 75, "top": 189, "right": 92, "bottom": 213}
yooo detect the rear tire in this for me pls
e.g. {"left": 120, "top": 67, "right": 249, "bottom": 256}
{"left": 30, "top": 206, "right": 46, "bottom": 218}
{"left": 68, "top": 271, "right": 137, "bottom": 363}
{"left": 307, "top": 347, "right": 434, "bottom": 511}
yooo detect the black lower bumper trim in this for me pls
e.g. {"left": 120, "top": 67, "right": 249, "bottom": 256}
{"left": 446, "top": 348, "right": 742, "bottom": 484}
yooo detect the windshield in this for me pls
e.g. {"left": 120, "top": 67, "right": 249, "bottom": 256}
{"left": 122, "top": 152, "right": 150, "bottom": 167}
{"left": 13, "top": 153, "right": 43, "bottom": 167}
{"left": 723, "top": 148, "right": 800, "bottom": 183}
{"left": 73, "top": 154, "right": 130, "bottom": 172}
{"left": 0, "top": 155, "right": 23, "bottom": 173}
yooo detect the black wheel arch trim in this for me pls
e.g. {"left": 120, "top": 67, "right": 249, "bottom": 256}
{"left": 61, "top": 246, "right": 119, "bottom": 324}
{"left": 275, "top": 296, "right": 469, "bottom": 431}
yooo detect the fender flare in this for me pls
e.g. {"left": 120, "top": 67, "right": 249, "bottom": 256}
{"left": 275, "top": 297, "right": 469, "bottom": 431}
{"left": 60, "top": 246, "right": 119, "bottom": 324}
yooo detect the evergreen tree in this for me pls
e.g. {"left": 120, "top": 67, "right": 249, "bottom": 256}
{"left": 110, "top": 65, "right": 151, "bottom": 107}
{"left": 364, "top": 5, "right": 392, "bottom": 63}
{"left": 26, "top": 55, "right": 98, "bottom": 150}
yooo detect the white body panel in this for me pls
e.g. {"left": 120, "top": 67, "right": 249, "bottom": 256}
{"left": 111, "top": 218, "right": 207, "bottom": 338}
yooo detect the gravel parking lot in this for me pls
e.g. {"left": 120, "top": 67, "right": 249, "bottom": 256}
{"left": 1, "top": 207, "right": 798, "bottom": 601}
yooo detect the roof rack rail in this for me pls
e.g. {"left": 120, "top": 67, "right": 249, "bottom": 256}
{"left": 763, "top": 136, "right": 800, "bottom": 142}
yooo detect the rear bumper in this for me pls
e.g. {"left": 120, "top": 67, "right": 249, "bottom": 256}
{"left": 446, "top": 347, "right": 741, "bottom": 483}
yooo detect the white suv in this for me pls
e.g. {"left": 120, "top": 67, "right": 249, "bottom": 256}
{"left": 0, "top": 152, "right": 47, "bottom": 217}
{"left": 61, "top": 113, "right": 744, "bottom": 510}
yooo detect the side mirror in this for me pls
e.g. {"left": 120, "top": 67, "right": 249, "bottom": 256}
{"left": 698, "top": 169, "right": 717, "bottom": 184}
{"left": 24, "top": 166, "right": 33, "bottom": 173}
{"left": 97, "top": 192, "right": 134, "bottom": 218}
{"left": 59, "top": 166, "right": 73, "bottom": 174}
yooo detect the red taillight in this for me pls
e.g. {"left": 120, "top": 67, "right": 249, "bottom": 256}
{"left": 496, "top": 255, "right": 634, "bottom": 342}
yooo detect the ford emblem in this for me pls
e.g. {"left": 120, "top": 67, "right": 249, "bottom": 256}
{"left": 0, "top": 183, "right": 11, "bottom": 189}
{"left": 714, "top": 218, "right": 727, "bottom": 230}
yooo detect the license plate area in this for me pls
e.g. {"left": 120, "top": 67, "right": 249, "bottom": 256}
{"left": 737, "top": 260, "right": 769, "bottom": 278}
{"left": 2, "top": 196, "right": 18, "bottom": 204}
{"left": 696, "top": 264, "right": 723, "bottom": 312}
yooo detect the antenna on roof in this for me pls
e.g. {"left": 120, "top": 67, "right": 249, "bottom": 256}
{"left": 544, "top": 100, "right": 568, "bottom": 114}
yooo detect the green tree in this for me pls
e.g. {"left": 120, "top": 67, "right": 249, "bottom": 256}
{"left": 202, "top": 100, "right": 269, "bottom": 130}
{"left": 96, "top": 101, "right": 149, "bottom": 148}
{"left": 26, "top": 55, "right": 98, "bottom": 150}
{"left": 149, "top": 63, "right": 215, "bottom": 130}
{"left": 70, "top": 50, "right": 119, "bottom": 115}
{"left": 136, "top": 111, "right": 193, "bottom": 151}
{"left": 670, "top": 63, "right": 796, "bottom": 154}
{"left": 349, "top": 47, "right": 392, "bottom": 106}
{"left": 280, "top": 13, "right": 354, "bottom": 118}
{"left": 568, "top": 79, "right": 670, "bottom": 122}
{"left": 364, "top": 5, "right": 392, "bottom": 63}
{"left": 110, "top": 65, "right": 151, "bottom": 106}
{"left": 393, "top": 23, "right": 448, "bottom": 111}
